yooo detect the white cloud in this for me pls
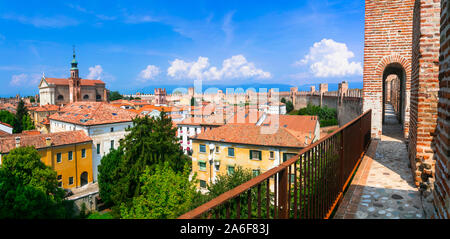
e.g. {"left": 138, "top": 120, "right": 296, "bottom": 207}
{"left": 167, "top": 55, "right": 271, "bottom": 81}
{"left": 87, "top": 65, "right": 115, "bottom": 82}
{"left": 2, "top": 14, "right": 79, "bottom": 28}
{"left": 296, "top": 38, "right": 362, "bottom": 78}
{"left": 138, "top": 65, "right": 160, "bottom": 82}
{"left": 87, "top": 65, "right": 103, "bottom": 80}
{"left": 10, "top": 73, "right": 41, "bottom": 86}
{"left": 222, "top": 11, "right": 235, "bottom": 45}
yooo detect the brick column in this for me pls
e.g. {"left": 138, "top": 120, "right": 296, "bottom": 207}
{"left": 409, "top": 0, "right": 441, "bottom": 198}
{"left": 433, "top": 0, "right": 450, "bottom": 219}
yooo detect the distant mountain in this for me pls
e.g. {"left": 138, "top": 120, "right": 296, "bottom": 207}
{"left": 124, "top": 82, "right": 363, "bottom": 95}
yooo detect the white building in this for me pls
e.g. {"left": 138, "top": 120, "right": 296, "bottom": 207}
{"left": 49, "top": 102, "right": 137, "bottom": 181}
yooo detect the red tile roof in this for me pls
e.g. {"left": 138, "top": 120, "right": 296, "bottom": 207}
{"left": 44, "top": 78, "right": 105, "bottom": 86}
{"left": 28, "top": 104, "right": 60, "bottom": 112}
{"left": 49, "top": 102, "right": 137, "bottom": 126}
{"left": 193, "top": 114, "right": 318, "bottom": 148}
{"left": 0, "top": 130, "right": 92, "bottom": 153}
{"left": 193, "top": 124, "right": 307, "bottom": 148}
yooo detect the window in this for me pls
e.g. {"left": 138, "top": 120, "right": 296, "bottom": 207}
{"left": 83, "top": 95, "right": 89, "bottom": 100}
{"left": 198, "top": 161, "right": 206, "bottom": 171}
{"left": 56, "top": 153, "right": 62, "bottom": 163}
{"left": 270, "top": 151, "right": 274, "bottom": 159}
{"left": 199, "top": 180, "right": 207, "bottom": 188}
{"left": 57, "top": 175, "right": 62, "bottom": 181}
{"left": 110, "top": 140, "right": 114, "bottom": 150}
{"left": 215, "top": 146, "right": 219, "bottom": 153}
{"left": 68, "top": 151, "right": 73, "bottom": 161}
{"left": 81, "top": 149, "right": 86, "bottom": 158}
{"left": 58, "top": 181, "right": 62, "bottom": 187}
{"left": 57, "top": 95, "right": 64, "bottom": 100}
{"left": 283, "top": 153, "right": 297, "bottom": 162}
{"left": 252, "top": 169, "right": 261, "bottom": 177}
{"left": 228, "top": 147, "right": 235, "bottom": 157}
{"left": 250, "top": 150, "right": 262, "bottom": 161}
{"left": 199, "top": 144, "right": 206, "bottom": 153}
{"left": 97, "top": 144, "right": 100, "bottom": 154}
{"left": 96, "top": 94, "right": 101, "bottom": 100}
{"left": 110, "top": 127, "right": 114, "bottom": 132}
{"left": 227, "top": 166, "right": 235, "bottom": 175}
{"left": 69, "top": 177, "right": 74, "bottom": 185}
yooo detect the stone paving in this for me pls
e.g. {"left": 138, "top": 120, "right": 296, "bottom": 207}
{"left": 335, "top": 104, "right": 425, "bottom": 219}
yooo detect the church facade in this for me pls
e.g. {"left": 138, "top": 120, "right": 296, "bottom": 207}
{"left": 38, "top": 51, "right": 109, "bottom": 106}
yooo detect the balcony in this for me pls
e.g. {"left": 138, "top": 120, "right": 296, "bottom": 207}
{"left": 179, "top": 110, "right": 372, "bottom": 219}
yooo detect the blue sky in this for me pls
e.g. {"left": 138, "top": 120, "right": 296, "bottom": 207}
{"left": 0, "top": 0, "right": 365, "bottom": 97}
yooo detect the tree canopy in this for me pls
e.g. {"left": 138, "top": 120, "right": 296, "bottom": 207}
{"left": 0, "top": 147, "right": 70, "bottom": 219}
{"left": 120, "top": 162, "right": 197, "bottom": 219}
{"left": 98, "top": 111, "right": 191, "bottom": 217}
{"left": 109, "top": 91, "right": 123, "bottom": 101}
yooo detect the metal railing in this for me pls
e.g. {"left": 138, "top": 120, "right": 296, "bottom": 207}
{"left": 178, "top": 110, "right": 372, "bottom": 219}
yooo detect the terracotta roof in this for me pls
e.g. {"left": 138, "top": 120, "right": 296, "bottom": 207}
{"left": 178, "top": 115, "right": 226, "bottom": 126}
{"left": 193, "top": 114, "right": 318, "bottom": 148}
{"left": 0, "top": 130, "right": 11, "bottom": 136}
{"left": 49, "top": 102, "right": 137, "bottom": 126}
{"left": 21, "top": 130, "right": 41, "bottom": 136}
{"left": 193, "top": 124, "right": 307, "bottom": 148}
{"left": 0, "top": 130, "right": 92, "bottom": 153}
{"left": 44, "top": 78, "right": 105, "bottom": 86}
{"left": 29, "top": 104, "right": 60, "bottom": 112}
{"left": 262, "top": 115, "right": 318, "bottom": 133}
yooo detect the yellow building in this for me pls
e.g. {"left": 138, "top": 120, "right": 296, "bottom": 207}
{"left": 191, "top": 115, "right": 320, "bottom": 190}
{"left": 0, "top": 130, "right": 93, "bottom": 189}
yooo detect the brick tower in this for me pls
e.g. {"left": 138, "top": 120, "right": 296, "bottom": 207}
{"left": 363, "top": 0, "right": 414, "bottom": 139}
{"left": 69, "top": 47, "right": 81, "bottom": 103}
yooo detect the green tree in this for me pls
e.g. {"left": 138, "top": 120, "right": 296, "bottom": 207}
{"left": 296, "top": 103, "right": 338, "bottom": 127}
{"left": 14, "top": 100, "right": 28, "bottom": 133}
{"left": 98, "top": 148, "right": 124, "bottom": 209}
{"left": 197, "top": 166, "right": 270, "bottom": 219}
{"left": 190, "top": 96, "right": 196, "bottom": 106}
{"left": 0, "top": 147, "right": 70, "bottom": 218}
{"left": 0, "top": 110, "right": 16, "bottom": 129}
{"left": 285, "top": 100, "right": 294, "bottom": 113}
{"left": 98, "top": 111, "right": 190, "bottom": 216}
{"left": 281, "top": 98, "right": 286, "bottom": 104}
{"left": 21, "top": 114, "right": 35, "bottom": 131}
{"left": 120, "top": 162, "right": 197, "bottom": 219}
{"left": 109, "top": 91, "right": 123, "bottom": 101}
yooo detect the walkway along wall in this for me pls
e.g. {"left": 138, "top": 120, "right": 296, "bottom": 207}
{"left": 363, "top": 0, "right": 414, "bottom": 139}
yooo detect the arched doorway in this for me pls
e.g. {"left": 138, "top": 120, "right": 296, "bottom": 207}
{"left": 80, "top": 171, "right": 88, "bottom": 186}
{"left": 382, "top": 63, "right": 406, "bottom": 137}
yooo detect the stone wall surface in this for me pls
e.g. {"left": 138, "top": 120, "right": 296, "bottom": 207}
{"left": 433, "top": 0, "right": 450, "bottom": 219}
{"left": 408, "top": 0, "right": 441, "bottom": 216}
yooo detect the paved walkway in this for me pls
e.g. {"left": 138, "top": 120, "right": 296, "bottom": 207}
{"left": 335, "top": 104, "right": 425, "bottom": 219}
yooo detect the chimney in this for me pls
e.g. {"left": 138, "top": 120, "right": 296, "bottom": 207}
{"left": 15, "top": 137, "right": 20, "bottom": 148}
{"left": 46, "top": 137, "right": 52, "bottom": 147}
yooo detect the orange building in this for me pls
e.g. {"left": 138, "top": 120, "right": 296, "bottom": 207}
{"left": 0, "top": 130, "right": 93, "bottom": 189}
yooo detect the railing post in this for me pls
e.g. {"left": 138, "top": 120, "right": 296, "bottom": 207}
{"left": 278, "top": 169, "right": 289, "bottom": 218}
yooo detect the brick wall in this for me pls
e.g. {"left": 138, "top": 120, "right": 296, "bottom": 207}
{"left": 433, "top": 0, "right": 450, "bottom": 219}
{"left": 363, "top": 0, "right": 414, "bottom": 138}
{"left": 409, "top": 0, "right": 441, "bottom": 197}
